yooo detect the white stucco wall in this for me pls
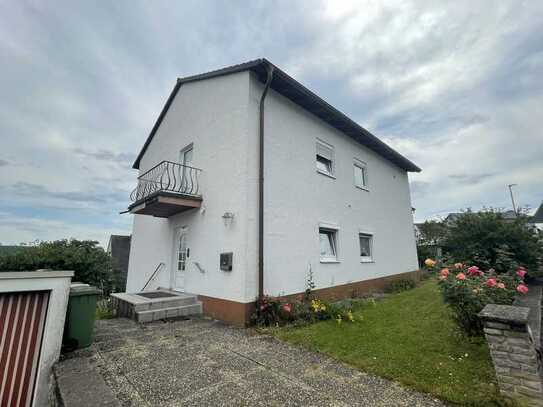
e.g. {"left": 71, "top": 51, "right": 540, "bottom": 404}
{"left": 126, "top": 72, "right": 259, "bottom": 302}
{"left": 127, "top": 70, "right": 418, "bottom": 303}
{"left": 252, "top": 74, "right": 419, "bottom": 297}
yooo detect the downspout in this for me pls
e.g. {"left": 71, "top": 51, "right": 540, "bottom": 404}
{"left": 258, "top": 64, "right": 275, "bottom": 299}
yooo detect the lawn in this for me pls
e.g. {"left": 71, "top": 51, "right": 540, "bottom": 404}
{"left": 271, "top": 280, "right": 507, "bottom": 406}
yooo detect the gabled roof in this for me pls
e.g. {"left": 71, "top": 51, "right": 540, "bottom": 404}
{"left": 532, "top": 202, "right": 543, "bottom": 223}
{"left": 132, "top": 59, "right": 421, "bottom": 172}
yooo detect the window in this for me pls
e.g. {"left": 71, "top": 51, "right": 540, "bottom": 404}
{"left": 179, "top": 144, "right": 193, "bottom": 191}
{"left": 316, "top": 140, "right": 334, "bottom": 176}
{"left": 319, "top": 227, "right": 338, "bottom": 261}
{"left": 359, "top": 233, "right": 373, "bottom": 262}
{"left": 180, "top": 145, "right": 193, "bottom": 167}
{"left": 354, "top": 160, "right": 367, "bottom": 189}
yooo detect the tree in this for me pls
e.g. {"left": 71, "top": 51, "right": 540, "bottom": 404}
{"left": 443, "top": 209, "right": 542, "bottom": 275}
{"left": 0, "top": 239, "right": 118, "bottom": 294}
{"left": 416, "top": 220, "right": 448, "bottom": 267}
{"left": 417, "top": 220, "right": 448, "bottom": 245}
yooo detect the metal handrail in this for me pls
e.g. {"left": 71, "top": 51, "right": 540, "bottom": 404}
{"left": 141, "top": 262, "right": 165, "bottom": 292}
{"left": 130, "top": 160, "right": 202, "bottom": 202}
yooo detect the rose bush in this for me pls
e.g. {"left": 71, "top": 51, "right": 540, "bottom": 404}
{"left": 436, "top": 261, "right": 528, "bottom": 336}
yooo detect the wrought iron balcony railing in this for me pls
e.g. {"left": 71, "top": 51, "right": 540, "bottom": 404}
{"left": 130, "top": 160, "right": 202, "bottom": 202}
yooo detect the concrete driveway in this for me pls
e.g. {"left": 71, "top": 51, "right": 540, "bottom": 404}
{"left": 57, "top": 317, "right": 444, "bottom": 406}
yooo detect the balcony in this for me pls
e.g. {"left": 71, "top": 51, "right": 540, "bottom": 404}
{"left": 128, "top": 160, "right": 203, "bottom": 218}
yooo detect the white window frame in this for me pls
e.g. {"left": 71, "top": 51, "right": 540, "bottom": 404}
{"left": 316, "top": 139, "right": 335, "bottom": 178}
{"left": 319, "top": 223, "right": 340, "bottom": 263}
{"left": 358, "top": 232, "right": 374, "bottom": 263}
{"left": 353, "top": 159, "right": 368, "bottom": 190}
{"left": 179, "top": 143, "right": 194, "bottom": 167}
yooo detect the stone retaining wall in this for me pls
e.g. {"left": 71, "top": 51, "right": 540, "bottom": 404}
{"left": 479, "top": 304, "right": 543, "bottom": 406}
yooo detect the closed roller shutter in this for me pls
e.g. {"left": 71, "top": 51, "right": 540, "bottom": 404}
{"left": 0, "top": 291, "right": 49, "bottom": 407}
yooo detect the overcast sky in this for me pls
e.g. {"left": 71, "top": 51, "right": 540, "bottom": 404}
{"left": 1, "top": 0, "right": 542, "bottom": 247}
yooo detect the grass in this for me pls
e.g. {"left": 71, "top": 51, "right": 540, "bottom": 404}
{"left": 95, "top": 298, "right": 116, "bottom": 320}
{"left": 270, "top": 280, "right": 508, "bottom": 406}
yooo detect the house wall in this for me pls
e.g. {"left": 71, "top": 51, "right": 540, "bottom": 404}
{"left": 251, "top": 74, "right": 419, "bottom": 298}
{"left": 127, "top": 70, "right": 419, "bottom": 323}
{"left": 126, "top": 72, "right": 259, "bottom": 304}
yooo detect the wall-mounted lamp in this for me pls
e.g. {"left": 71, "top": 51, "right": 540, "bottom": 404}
{"left": 222, "top": 211, "right": 235, "bottom": 226}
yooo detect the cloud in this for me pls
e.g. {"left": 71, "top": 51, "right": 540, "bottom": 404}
{"left": 73, "top": 148, "right": 134, "bottom": 165}
{"left": 448, "top": 173, "right": 497, "bottom": 185}
{"left": 0, "top": 211, "right": 131, "bottom": 247}
{"left": 0, "top": 0, "right": 541, "bottom": 243}
{"left": 1, "top": 182, "right": 127, "bottom": 205}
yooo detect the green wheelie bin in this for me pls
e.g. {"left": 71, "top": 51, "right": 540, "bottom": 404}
{"left": 63, "top": 283, "right": 102, "bottom": 349}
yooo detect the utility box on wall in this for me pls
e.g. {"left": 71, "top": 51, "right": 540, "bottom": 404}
{"left": 220, "top": 252, "right": 233, "bottom": 271}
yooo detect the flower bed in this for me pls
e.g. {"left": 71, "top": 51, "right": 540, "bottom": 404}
{"left": 251, "top": 295, "right": 357, "bottom": 327}
{"left": 427, "top": 258, "right": 529, "bottom": 336}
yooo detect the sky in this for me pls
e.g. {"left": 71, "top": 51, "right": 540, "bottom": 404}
{"left": 0, "top": 0, "right": 542, "bottom": 247}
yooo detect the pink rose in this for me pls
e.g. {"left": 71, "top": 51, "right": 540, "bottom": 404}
{"left": 467, "top": 266, "right": 482, "bottom": 276}
{"left": 454, "top": 263, "right": 463, "bottom": 269}
{"left": 456, "top": 273, "right": 466, "bottom": 281}
{"left": 516, "top": 269, "right": 527, "bottom": 278}
{"left": 282, "top": 304, "right": 292, "bottom": 313}
{"left": 516, "top": 284, "right": 529, "bottom": 294}
{"left": 440, "top": 268, "right": 449, "bottom": 278}
{"left": 497, "top": 282, "right": 505, "bottom": 289}
{"left": 486, "top": 278, "right": 497, "bottom": 288}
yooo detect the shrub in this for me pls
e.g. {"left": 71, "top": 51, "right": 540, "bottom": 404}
{"left": 251, "top": 296, "right": 357, "bottom": 327}
{"left": 437, "top": 262, "right": 528, "bottom": 336}
{"left": 96, "top": 298, "right": 116, "bottom": 319}
{"left": 0, "top": 239, "right": 118, "bottom": 294}
{"left": 385, "top": 279, "right": 416, "bottom": 293}
{"left": 443, "top": 209, "right": 542, "bottom": 276}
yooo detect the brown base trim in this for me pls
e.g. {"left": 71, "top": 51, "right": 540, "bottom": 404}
{"left": 281, "top": 269, "right": 421, "bottom": 303}
{"left": 197, "top": 295, "right": 255, "bottom": 327}
{"left": 197, "top": 270, "right": 420, "bottom": 326}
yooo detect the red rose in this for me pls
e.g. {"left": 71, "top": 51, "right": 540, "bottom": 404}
{"left": 486, "top": 278, "right": 497, "bottom": 288}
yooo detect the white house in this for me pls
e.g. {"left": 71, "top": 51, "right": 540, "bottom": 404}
{"left": 124, "top": 59, "right": 421, "bottom": 325}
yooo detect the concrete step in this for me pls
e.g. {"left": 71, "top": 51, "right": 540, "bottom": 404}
{"left": 136, "top": 302, "right": 202, "bottom": 323}
{"left": 147, "top": 296, "right": 197, "bottom": 311}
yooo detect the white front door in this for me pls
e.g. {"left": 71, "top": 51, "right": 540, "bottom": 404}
{"left": 173, "top": 228, "right": 189, "bottom": 292}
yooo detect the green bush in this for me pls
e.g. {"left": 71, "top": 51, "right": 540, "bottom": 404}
{"left": 0, "top": 239, "right": 118, "bottom": 294}
{"left": 96, "top": 298, "right": 116, "bottom": 320}
{"left": 437, "top": 263, "right": 527, "bottom": 336}
{"left": 443, "top": 209, "right": 542, "bottom": 275}
{"left": 385, "top": 279, "right": 416, "bottom": 293}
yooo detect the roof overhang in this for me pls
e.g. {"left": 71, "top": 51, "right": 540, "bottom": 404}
{"left": 132, "top": 59, "right": 421, "bottom": 173}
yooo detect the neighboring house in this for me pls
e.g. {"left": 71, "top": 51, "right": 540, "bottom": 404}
{"left": 124, "top": 59, "right": 421, "bottom": 325}
{"left": 107, "top": 235, "right": 131, "bottom": 291}
{"left": 529, "top": 202, "right": 543, "bottom": 231}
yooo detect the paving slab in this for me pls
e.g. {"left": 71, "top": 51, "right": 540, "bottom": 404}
{"left": 57, "top": 317, "right": 445, "bottom": 406}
